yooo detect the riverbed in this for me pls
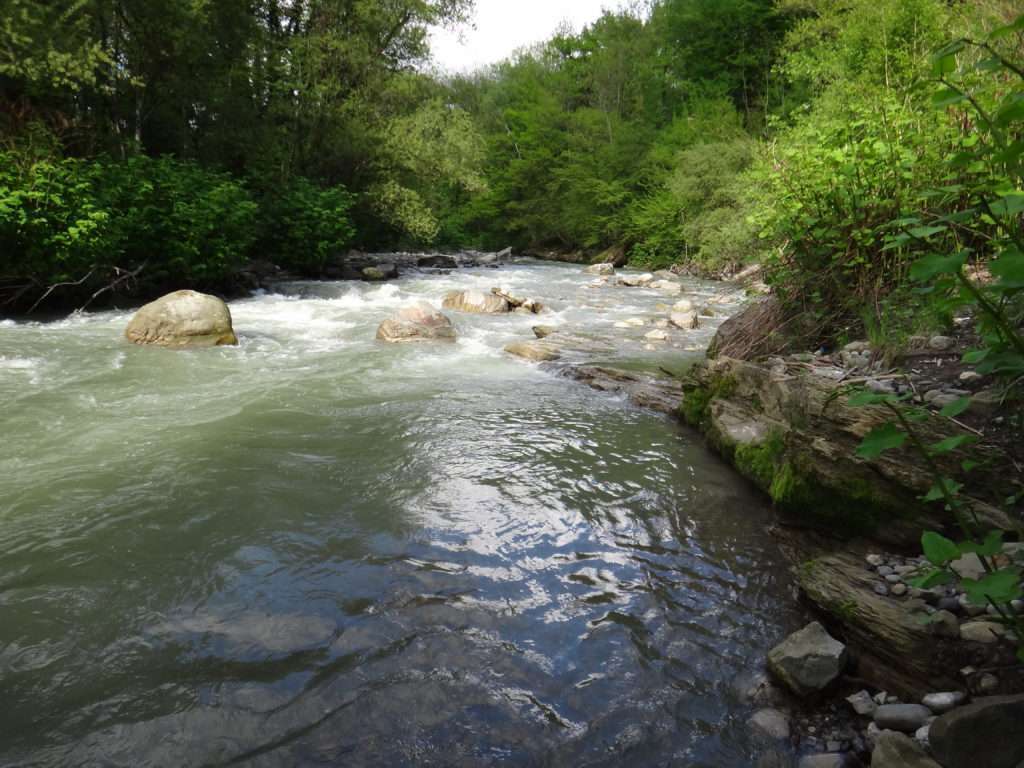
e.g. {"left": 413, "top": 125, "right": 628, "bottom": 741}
{"left": 0, "top": 260, "right": 803, "bottom": 766}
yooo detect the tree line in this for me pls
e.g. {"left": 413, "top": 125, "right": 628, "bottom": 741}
{"left": 1, "top": 0, "right": 1022, "bottom": 346}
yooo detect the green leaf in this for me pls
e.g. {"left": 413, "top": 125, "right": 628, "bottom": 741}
{"left": 962, "top": 349, "right": 989, "bottom": 364}
{"left": 958, "top": 531, "right": 1004, "bottom": 558}
{"left": 932, "top": 88, "right": 967, "bottom": 108}
{"left": 961, "top": 569, "right": 1023, "bottom": 606}
{"left": 907, "top": 225, "right": 947, "bottom": 239}
{"left": 922, "top": 531, "right": 961, "bottom": 566}
{"left": 928, "top": 434, "right": 976, "bottom": 454}
{"left": 990, "top": 247, "right": 1024, "bottom": 289}
{"left": 909, "top": 252, "right": 966, "bottom": 282}
{"left": 856, "top": 423, "right": 907, "bottom": 459}
{"left": 939, "top": 397, "right": 971, "bottom": 418}
{"left": 909, "top": 568, "right": 954, "bottom": 589}
{"left": 922, "top": 478, "right": 962, "bottom": 503}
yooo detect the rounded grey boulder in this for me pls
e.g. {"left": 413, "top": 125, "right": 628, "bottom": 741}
{"left": 124, "top": 290, "right": 238, "bottom": 348}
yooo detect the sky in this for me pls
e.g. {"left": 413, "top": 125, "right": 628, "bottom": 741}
{"left": 429, "top": 0, "right": 621, "bottom": 73}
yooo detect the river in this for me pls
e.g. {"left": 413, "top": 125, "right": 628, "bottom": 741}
{"left": 0, "top": 260, "right": 803, "bottom": 767}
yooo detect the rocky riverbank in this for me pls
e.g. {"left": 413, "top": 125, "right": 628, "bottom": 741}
{"left": 674, "top": 297, "right": 1023, "bottom": 767}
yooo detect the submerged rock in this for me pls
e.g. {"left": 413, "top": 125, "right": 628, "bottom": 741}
{"left": 584, "top": 262, "right": 615, "bottom": 276}
{"left": 619, "top": 273, "right": 654, "bottom": 287}
{"left": 505, "top": 340, "right": 560, "bottom": 362}
{"left": 670, "top": 311, "right": 699, "bottom": 330}
{"left": 929, "top": 695, "right": 1024, "bottom": 768}
{"left": 442, "top": 289, "right": 510, "bottom": 314}
{"left": 375, "top": 302, "right": 456, "bottom": 343}
{"left": 533, "top": 325, "right": 558, "bottom": 339}
{"left": 124, "top": 290, "right": 238, "bottom": 348}
{"left": 362, "top": 263, "right": 398, "bottom": 281}
{"left": 767, "top": 621, "right": 847, "bottom": 696}
{"left": 749, "top": 708, "right": 791, "bottom": 740}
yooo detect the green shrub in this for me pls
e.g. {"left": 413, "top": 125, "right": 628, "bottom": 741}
{"left": 257, "top": 177, "right": 355, "bottom": 273}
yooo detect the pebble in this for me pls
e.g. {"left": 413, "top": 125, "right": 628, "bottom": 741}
{"left": 915, "top": 723, "right": 931, "bottom": 746}
{"left": 960, "top": 665, "right": 976, "bottom": 679}
{"left": 922, "top": 691, "right": 966, "bottom": 714}
{"left": 929, "top": 335, "right": 955, "bottom": 351}
{"left": 891, "top": 583, "right": 908, "bottom": 596}
{"left": 874, "top": 703, "right": 933, "bottom": 732}
{"left": 894, "top": 565, "right": 918, "bottom": 575}
{"left": 874, "top": 692, "right": 890, "bottom": 706}
{"left": 877, "top": 565, "right": 894, "bottom": 576}
{"left": 866, "top": 554, "right": 885, "bottom": 567}
{"left": 959, "top": 371, "right": 983, "bottom": 382}
{"left": 885, "top": 574, "right": 903, "bottom": 584}
{"left": 874, "top": 584, "right": 890, "bottom": 597}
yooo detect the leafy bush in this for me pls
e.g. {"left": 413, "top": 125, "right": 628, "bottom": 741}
{"left": 257, "top": 177, "right": 355, "bottom": 273}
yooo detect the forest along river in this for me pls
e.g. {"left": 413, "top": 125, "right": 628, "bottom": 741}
{"left": 0, "top": 260, "right": 805, "bottom": 767}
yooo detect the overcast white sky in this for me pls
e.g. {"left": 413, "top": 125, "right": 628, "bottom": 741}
{"left": 429, "top": 0, "right": 621, "bottom": 73}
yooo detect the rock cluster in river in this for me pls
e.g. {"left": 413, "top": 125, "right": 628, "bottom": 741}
{"left": 124, "top": 290, "right": 238, "bottom": 347}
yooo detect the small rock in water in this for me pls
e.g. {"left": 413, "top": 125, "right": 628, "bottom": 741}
{"left": 644, "top": 329, "right": 669, "bottom": 342}
{"left": 874, "top": 704, "right": 933, "bottom": 732}
{"left": 749, "top": 708, "right": 791, "bottom": 740}
{"left": 625, "top": 317, "right": 645, "bottom": 327}
{"left": 846, "top": 690, "right": 877, "bottom": 717}
{"left": 767, "top": 622, "right": 848, "bottom": 696}
{"left": 923, "top": 692, "right": 966, "bottom": 714}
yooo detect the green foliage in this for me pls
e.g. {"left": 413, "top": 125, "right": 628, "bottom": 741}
{"left": 258, "top": 178, "right": 355, "bottom": 273}
{"left": 0, "top": 152, "right": 258, "bottom": 296}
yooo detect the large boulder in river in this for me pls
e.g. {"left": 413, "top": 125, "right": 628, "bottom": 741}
{"left": 585, "top": 263, "right": 615, "bottom": 276}
{"left": 442, "top": 289, "right": 510, "bottom": 314}
{"left": 376, "top": 302, "right": 456, "bottom": 343}
{"left": 929, "top": 695, "right": 1024, "bottom": 768}
{"left": 619, "top": 273, "right": 654, "bottom": 287}
{"left": 124, "top": 290, "right": 238, "bottom": 348}
{"left": 767, "top": 621, "right": 847, "bottom": 696}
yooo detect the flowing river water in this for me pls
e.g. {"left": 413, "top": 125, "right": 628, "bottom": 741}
{"left": 0, "top": 260, "right": 804, "bottom": 767}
